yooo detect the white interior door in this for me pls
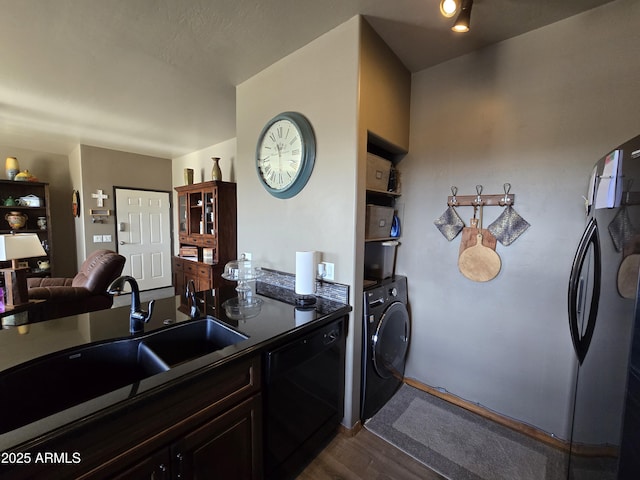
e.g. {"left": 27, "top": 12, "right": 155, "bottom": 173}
{"left": 115, "top": 188, "right": 172, "bottom": 291}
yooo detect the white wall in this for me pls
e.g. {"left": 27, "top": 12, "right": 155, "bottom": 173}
{"left": 69, "top": 144, "right": 84, "bottom": 271}
{"left": 236, "top": 18, "right": 360, "bottom": 425}
{"left": 172, "top": 138, "right": 237, "bottom": 254}
{"left": 398, "top": 0, "right": 640, "bottom": 439}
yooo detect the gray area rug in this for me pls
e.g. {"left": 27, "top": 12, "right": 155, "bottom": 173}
{"left": 365, "top": 384, "right": 568, "bottom": 480}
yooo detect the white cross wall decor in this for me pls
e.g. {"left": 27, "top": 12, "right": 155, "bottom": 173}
{"left": 92, "top": 189, "right": 109, "bottom": 207}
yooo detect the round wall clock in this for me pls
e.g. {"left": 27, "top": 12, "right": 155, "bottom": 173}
{"left": 255, "top": 111, "right": 316, "bottom": 199}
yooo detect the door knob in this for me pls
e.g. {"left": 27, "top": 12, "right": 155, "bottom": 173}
{"left": 119, "top": 241, "right": 126, "bottom": 245}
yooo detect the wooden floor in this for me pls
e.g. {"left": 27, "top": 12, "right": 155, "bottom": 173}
{"left": 296, "top": 428, "right": 445, "bottom": 480}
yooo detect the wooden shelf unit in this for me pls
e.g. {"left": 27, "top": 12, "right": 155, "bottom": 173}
{"left": 174, "top": 181, "right": 237, "bottom": 303}
{"left": 0, "top": 180, "right": 53, "bottom": 276}
{"left": 364, "top": 136, "right": 406, "bottom": 282}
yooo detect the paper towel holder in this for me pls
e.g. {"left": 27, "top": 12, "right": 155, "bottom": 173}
{"left": 295, "top": 251, "right": 317, "bottom": 306}
{"left": 295, "top": 294, "right": 316, "bottom": 307}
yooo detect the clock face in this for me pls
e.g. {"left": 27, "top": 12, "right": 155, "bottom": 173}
{"left": 256, "top": 112, "right": 315, "bottom": 199}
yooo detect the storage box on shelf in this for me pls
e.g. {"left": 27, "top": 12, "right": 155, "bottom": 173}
{"left": 366, "top": 153, "right": 392, "bottom": 192}
{"left": 174, "top": 181, "right": 237, "bottom": 308}
{"left": 0, "top": 180, "right": 53, "bottom": 278}
{"left": 365, "top": 205, "right": 394, "bottom": 240}
{"left": 364, "top": 144, "right": 404, "bottom": 282}
{"left": 364, "top": 241, "right": 399, "bottom": 280}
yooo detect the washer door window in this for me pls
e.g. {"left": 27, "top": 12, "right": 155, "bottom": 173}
{"left": 372, "top": 302, "right": 410, "bottom": 378}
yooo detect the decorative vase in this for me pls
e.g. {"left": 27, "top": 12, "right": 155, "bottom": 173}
{"left": 184, "top": 168, "right": 194, "bottom": 185}
{"left": 14, "top": 170, "right": 35, "bottom": 182}
{"left": 5, "top": 211, "right": 27, "bottom": 230}
{"left": 37, "top": 216, "right": 47, "bottom": 230}
{"left": 5, "top": 157, "right": 19, "bottom": 181}
{"left": 211, "top": 157, "right": 222, "bottom": 181}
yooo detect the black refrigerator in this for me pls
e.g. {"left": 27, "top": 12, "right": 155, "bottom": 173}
{"left": 568, "top": 134, "right": 640, "bottom": 479}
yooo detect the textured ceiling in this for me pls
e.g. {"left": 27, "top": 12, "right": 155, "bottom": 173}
{"left": 0, "top": 0, "right": 614, "bottom": 158}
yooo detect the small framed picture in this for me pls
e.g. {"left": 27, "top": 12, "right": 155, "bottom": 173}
{"left": 18, "top": 261, "right": 29, "bottom": 269}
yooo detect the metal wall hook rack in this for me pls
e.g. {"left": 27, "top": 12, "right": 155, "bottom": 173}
{"left": 447, "top": 183, "right": 515, "bottom": 207}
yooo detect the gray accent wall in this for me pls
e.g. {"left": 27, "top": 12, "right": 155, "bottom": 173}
{"left": 397, "top": 0, "right": 640, "bottom": 440}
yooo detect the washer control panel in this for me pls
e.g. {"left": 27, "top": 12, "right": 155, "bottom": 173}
{"left": 364, "top": 276, "right": 408, "bottom": 314}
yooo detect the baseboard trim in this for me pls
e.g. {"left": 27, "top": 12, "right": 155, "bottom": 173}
{"left": 339, "top": 420, "right": 362, "bottom": 437}
{"left": 403, "top": 377, "right": 572, "bottom": 453}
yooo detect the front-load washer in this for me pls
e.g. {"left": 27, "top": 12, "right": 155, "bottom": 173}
{"left": 361, "top": 276, "right": 410, "bottom": 421}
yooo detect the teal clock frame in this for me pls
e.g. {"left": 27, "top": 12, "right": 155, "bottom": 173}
{"left": 255, "top": 111, "right": 316, "bottom": 199}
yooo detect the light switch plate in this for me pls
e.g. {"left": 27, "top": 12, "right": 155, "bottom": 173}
{"left": 93, "top": 235, "right": 103, "bottom": 243}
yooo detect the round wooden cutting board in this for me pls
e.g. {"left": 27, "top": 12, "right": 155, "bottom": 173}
{"left": 618, "top": 253, "right": 640, "bottom": 299}
{"left": 458, "top": 233, "right": 501, "bottom": 282}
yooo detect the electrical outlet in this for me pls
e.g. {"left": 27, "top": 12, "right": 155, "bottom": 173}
{"left": 322, "top": 262, "right": 335, "bottom": 281}
{"left": 102, "top": 234, "right": 112, "bottom": 242}
{"left": 93, "top": 235, "right": 103, "bottom": 243}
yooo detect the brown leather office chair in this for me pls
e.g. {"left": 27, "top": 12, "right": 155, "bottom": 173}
{"left": 27, "top": 249, "right": 126, "bottom": 320}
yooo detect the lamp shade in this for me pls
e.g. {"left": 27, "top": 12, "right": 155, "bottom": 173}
{"left": 0, "top": 233, "right": 46, "bottom": 261}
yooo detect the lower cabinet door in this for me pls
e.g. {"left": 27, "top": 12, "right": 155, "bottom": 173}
{"left": 172, "top": 394, "right": 262, "bottom": 480}
{"left": 112, "top": 448, "right": 171, "bottom": 480}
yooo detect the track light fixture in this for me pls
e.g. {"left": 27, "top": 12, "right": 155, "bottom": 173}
{"left": 451, "top": 0, "right": 473, "bottom": 33}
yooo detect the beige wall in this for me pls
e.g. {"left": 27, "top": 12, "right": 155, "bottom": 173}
{"left": 359, "top": 20, "right": 411, "bottom": 153}
{"left": 237, "top": 17, "right": 360, "bottom": 425}
{"left": 2, "top": 0, "right": 637, "bottom": 441}
{"left": 354, "top": 19, "right": 411, "bottom": 426}
{"left": 234, "top": 16, "right": 411, "bottom": 428}
{"left": 74, "top": 145, "right": 173, "bottom": 267}
{"left": 0, "top": 145, "right": 76, "bottom": 277}
{"left": 398, "top": 0, "right": 640, "bottom": 439}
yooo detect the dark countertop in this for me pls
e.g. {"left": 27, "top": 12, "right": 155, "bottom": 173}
{"left": 0, "top": 283, "right": 351, "bottom": 451}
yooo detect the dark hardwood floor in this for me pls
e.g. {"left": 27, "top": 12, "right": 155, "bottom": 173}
{"left": 296, "top": 428, "right": 445, "bottom": 480}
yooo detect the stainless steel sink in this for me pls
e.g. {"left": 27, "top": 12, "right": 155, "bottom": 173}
{"left": 0, "top": 338, "right": 169, "bottom": 434}
{"left": 140, "top": 318, "right": 248, "bottom": 367}
{"left": 0, "top": 317, "right": 247, "bottom": 434}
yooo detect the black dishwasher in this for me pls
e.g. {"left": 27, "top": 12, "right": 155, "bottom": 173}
{"left": 264, "top": 317, "right": 346, "bottom": 480}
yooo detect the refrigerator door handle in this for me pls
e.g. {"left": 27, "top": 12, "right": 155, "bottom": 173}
{"left": 568, "top": 217, "right": 601, "bottom": 365}
{"left": 576, "top": 277, "right": 584, "bottom": 316}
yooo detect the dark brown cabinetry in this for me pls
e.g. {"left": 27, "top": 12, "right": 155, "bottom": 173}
{"left": 174, "top": 181, "right": 236, "bottom": 303}
{"left": 173, "top": 256, "right": 216, "bottom": 298}
{"left": 171, "top": 395, "right": 262, "bottom": 479}
{"left": 111, "top": 449, "right": 171, "bottom": 480}
{"left": 0, "top": 180, "right": 53, "bottom": 275}
{"left": 111, "top": 394, "right": 262, "bottom": 480}
{"left": 4, "top": 356, "right": 261, "bottom": 480}
{"left": 175, "top": 181, "right": 237, "bottom": 264}
{"left": 101, "top": 357, "right": 262, "bottom": 480}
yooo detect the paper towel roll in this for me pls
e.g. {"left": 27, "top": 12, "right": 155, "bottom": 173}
{"left": 295, "top": 251, "right": 316, "bottom": 295}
